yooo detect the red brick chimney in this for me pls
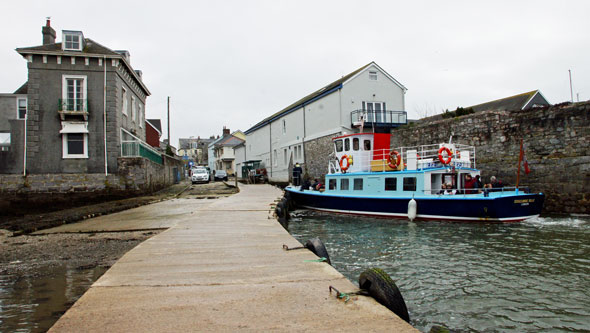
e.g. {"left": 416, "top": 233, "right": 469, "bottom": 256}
{"left": 42, "top": 18, "right": 56, "bottom": 45}
{"left": 222, "top": 126, "right": 230, "bottom": 136}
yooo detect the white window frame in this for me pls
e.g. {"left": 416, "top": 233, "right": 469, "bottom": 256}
{"left": 369, "top": 71, "right": 378, "bottom": 80}
{"left": 131, "top": 96, "right": 136, "bottom": 122}
{"left": 122, "top": 87, "right": 128, "bottom": 116}
{"left": 62, "top": 133, "right": 88, "bottom": 159}
{"left": 16, "top": 97, "right": 27, "bottom": 120}
{"left": 138, "top": 103, "right": 143, "bottom": 128}
{"left": 282, "top": 119, "right": 286, "bottom": 134}
{"left": 63, "top": 33, "right": 83, "bottom": 51}
{"left": 62, "top": 75, "right": 87, "bottom": 111}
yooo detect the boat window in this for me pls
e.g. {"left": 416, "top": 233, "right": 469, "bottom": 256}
{"left": 403, "top": 177, "right": 417, "bottom": 191}
{"left": 364, "top": 140, "right": 371, "bottom": 151}
{"left": 329, "top": 179, "right": 337, "bottom": 190}
{"left": 335, "top": 140, "right": 343, "bottom": 152}
{"left": 353, "top": 138, "right": 359, "bottom": 151}
{"left": 340, "top": 178, "right": 349, "bottom": 190}
{"left": 385, "top": 178, "right": 397, "bottom": 191}
{"left": 344, "top": 138, "right": 350, "bottom": 151}
{"left": 354, "top": 178, "right": 363, "bottom": 190}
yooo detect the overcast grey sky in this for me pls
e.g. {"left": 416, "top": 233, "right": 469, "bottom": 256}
{"left": 2, "top": 1, "right": 589, "bottom": 147}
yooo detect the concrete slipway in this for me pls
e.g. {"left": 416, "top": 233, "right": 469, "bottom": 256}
{"left": 48, "top": 184, "right": 416, "bottom": 332}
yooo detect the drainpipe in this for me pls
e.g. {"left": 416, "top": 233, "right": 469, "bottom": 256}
{"left": 23, "top": 110, "right": 27, "bottom": 176}
{"left": 103, "top": 56, "right": 108, "bottom": 176}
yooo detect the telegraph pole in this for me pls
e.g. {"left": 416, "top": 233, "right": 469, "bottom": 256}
{"left": 569, "top": 70, "right": 573, "bottom": 103}
{"left": 167, "top": 96, "right": 170, "bottom": 145}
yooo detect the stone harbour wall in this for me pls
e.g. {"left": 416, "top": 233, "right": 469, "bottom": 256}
{"left": 0, "top": 155, "right": 185, "bottom": 216}
{"left": 303, "top": 133, "right": 340, "bottom": 182}
{"left": 391, "top": 102, "right": 590, "bottom": 213}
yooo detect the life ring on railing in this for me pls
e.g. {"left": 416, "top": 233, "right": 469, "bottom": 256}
{"left": 388, "top": 151, "right": 402, "bottom": 169}
{"left": 340, "top": 155, "right": 352, "bottom": 172}
{"left": 438, "top": 147, "right": 453, "bottom": 164}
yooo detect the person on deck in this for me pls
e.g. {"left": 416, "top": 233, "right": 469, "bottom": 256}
{"left": 292, "top": 163, "right": 302, "bottom": 186}
{"left": 464, "top": 174, "right": 477, "bottom": 194}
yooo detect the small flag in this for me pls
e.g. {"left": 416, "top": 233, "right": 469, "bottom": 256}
{"left": 523, "top": 143, "right": 531, "bottom": 174}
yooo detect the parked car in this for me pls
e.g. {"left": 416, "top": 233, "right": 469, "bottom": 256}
{"left": 191, "top": 168, "right": 210, "bottom": 184}
{"left": 214, "top": 170, "right": 228, "bottom": 181}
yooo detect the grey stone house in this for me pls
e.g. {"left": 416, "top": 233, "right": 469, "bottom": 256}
{"left": 0, "top": 19, "right": 151, "bottom": 175}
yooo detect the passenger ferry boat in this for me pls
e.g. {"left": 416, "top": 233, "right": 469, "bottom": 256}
{"left": 285, "top": 133, "right": 544, "bottom": 222}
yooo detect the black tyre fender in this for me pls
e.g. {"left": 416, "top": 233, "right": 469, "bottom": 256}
{"left": 304, "top": 237, "right": 331, "bottom": 265}
{"left": 358, "top": 268, "right": 410, "bottom": 323}
{"left": 275, "top": 202, "right": 285, "bottom": 218}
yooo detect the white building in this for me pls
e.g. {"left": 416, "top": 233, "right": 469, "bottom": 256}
{"left": 243, "top": 62, "right": 408, "bottom": 183}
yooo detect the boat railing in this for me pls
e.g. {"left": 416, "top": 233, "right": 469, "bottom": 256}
{"left": 369, "top": 143, "right": 476, "bottom": 172}
{"left": 424, "top": 186, "right": 526, "bottom": 196}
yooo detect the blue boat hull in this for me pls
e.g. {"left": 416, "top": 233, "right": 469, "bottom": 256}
{"left": 285, "top": 188, "right": 545, "bottom": 222}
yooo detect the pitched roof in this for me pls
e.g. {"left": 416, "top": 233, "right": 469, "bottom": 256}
{"left": 216, "top": 135, "right": 245, "bottom": 148}
{"left": 468, "top": 90, "right": 545, "bottom": 112}
{"left": 245, "top": 62, "right": 378, "bottom": 134}
{"left": 178, "top": 137, "right": 216, "bottom": 150}
{"left": 16, "top": 38, "right": 150, "bottom": 96}
{"left": 16, "top": 38, "right": 120, "bottom": 56}
{"left": 14, "top": 82, "right": 28, "bottom": 94}
{"left": 146, "top": 119, "right": 162, "bottom": 133}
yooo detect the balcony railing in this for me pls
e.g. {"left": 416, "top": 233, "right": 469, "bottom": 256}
{"left": 351, "top": 110, "right": 407, "bottom": 128}
{"left": 58, "top": 98, "right": 89, "bottom": 120}
{"left": 121, "top": 140, "right": 163, "bottom": 165}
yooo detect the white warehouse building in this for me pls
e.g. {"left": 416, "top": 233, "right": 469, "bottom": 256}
{"left": 243, "top": 62, "right": 408, "bottom": 183}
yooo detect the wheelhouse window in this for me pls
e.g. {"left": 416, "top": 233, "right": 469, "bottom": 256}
{"left": 340, "top": 178, "right": 349, "bottom": 190}
{"left": 17, "top": 98, "right": 27, "bottom": 119}
{"left": 385, "top": 178, "right": 397, "bottom": 191}
{"left": 335, "top": 139, "right": 343, "bottom": 152}
{"left": 353, "top": 138, "right": 359, "bottom": 151}
{"left": 62, "top": 75, "right": 87, "bottom": 112}
{"left": 344, "top": 138, "right": 350, "bottom": 151}
{"left": 403, "top": 177, "right": 417, "bottom": 191}
{"left": 329, "top": 179, "right": 337, "bottom": 190}
{"left": 364, "top": 140, "right": 371, "bottom": 151}
{"left": 354, "top": 178, "right": 363, "bottom": 190}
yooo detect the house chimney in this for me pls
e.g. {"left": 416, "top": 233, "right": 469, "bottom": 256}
{"left": 42, "top": 18, "right": 56, "bottom": 45}
{"left": 222, "top": 126, "right": 230, "bottom": 136}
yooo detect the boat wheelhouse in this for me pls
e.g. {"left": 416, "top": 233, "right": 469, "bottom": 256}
{"left": 285, "top": 133, "right": 544, "bottom": 222}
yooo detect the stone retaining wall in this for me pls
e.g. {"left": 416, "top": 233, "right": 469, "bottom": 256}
{"left": 0, "top": 155, "right": 185, "bottom": 216}
{"left": 391, "top": 102, "right": 590, "bottom": 213}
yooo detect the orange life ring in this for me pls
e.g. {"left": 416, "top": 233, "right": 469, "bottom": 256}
{"left": 438, "top": 146, "right": 453, "bottom": 164}
{"left": 388, "top": 151, "right": 402, "bottom": 169}
{"left": 340, "top": 155, "right": 351, "bottom": 171}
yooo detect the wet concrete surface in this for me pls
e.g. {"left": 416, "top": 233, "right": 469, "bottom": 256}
{"left": 0, "top": 180, "right": 238, "bottom": 332}
{"left": 48, "top": 184, "right": 417, "bottom": 332}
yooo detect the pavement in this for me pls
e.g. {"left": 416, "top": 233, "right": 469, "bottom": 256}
{"left": 48, "top": 184, "right": 417, "bottom": 332}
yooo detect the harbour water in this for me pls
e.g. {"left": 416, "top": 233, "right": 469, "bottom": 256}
{"left": 288, "top": 212, "right": 590, "bottom": 332}
{"left": 0, "top": 264, "right": 107, "bottom": 332}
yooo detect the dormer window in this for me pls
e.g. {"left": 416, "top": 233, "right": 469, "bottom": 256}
{"left": 62, "top": 31, "right": 84, "bottom": 51}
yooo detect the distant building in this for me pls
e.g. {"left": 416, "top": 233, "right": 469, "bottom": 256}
{"left": 0, "top": 19, "right": 155, "bottom": 174}
{"left": 178, "top": 136, "right": 215, "bottom": 166}
{"left": 208, "top": 127, "right": 245, "bottom": 174}
{"left": 467, "top": 90, "right": 550, "bottom": 112}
